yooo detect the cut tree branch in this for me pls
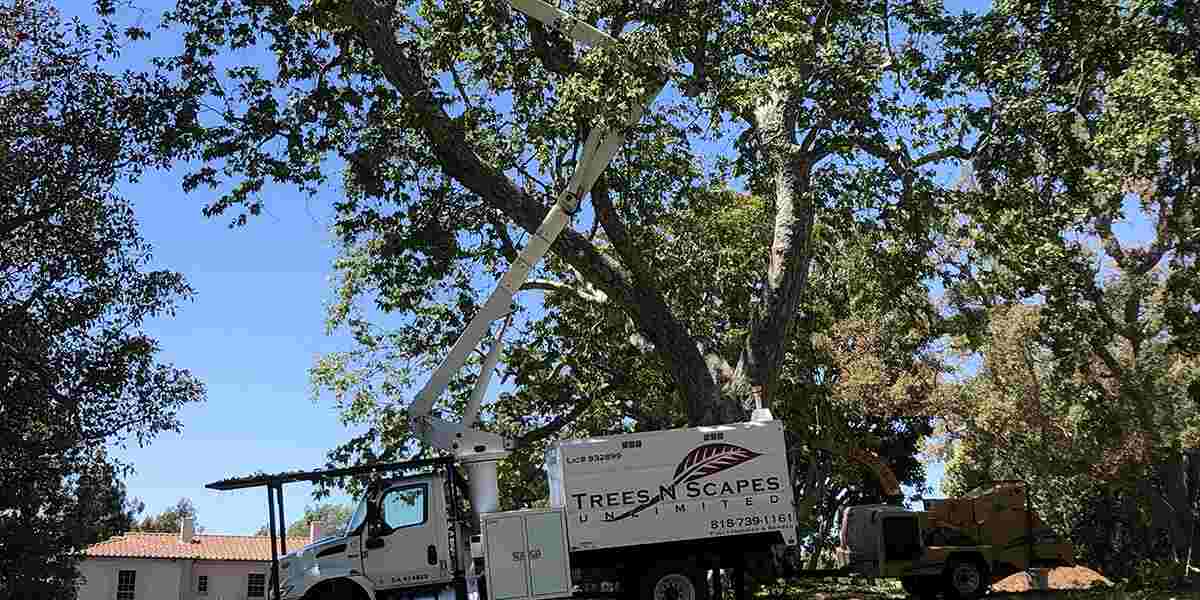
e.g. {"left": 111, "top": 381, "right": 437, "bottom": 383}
{"left": 519, "top": 278, "right": 607, "bottom": 303}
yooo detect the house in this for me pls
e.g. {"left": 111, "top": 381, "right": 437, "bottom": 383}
{"left": 77, "top": 518, "right": 312, "bottom": 600}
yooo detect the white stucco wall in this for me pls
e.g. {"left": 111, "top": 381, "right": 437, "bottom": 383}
{"left": 77, "top": 557, "right": 183, "bottom": 600}
{"left": 191, "top": 561, "right": 270, "bottom": 600}
{"left": 78, "top": 558, "right": 270, "bottom": 600}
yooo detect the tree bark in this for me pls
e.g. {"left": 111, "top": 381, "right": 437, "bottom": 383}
{"left": 739, "top": 87, "right": 818, "bottom": 415}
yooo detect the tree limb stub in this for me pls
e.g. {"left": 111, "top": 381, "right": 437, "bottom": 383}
{"left": 519, "top": 279, "right": 607, "bottom": 304}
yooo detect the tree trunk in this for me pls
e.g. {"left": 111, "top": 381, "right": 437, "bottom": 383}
{"left": 1150, "top": 452, "right": 1195, "bottom": 563}
{"left": 740, "top": 90, "right": 818, "bottom": 416}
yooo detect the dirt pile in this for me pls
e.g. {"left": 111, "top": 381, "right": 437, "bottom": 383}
{"left": 992, "top": 566, "right": 1113, "bottom": 592}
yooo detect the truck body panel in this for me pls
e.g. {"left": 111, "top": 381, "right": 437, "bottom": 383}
{"left": 546, "top": 420, "right": 797, "bottom": 552}
{"left": 481, "top": 508, "right": 572, "bottom": 600}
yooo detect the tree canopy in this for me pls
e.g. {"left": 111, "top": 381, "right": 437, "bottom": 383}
{"left": 152, "top": 0, "right": 963, "bottom": 518}
{"left": 0, "top": 1, "right": 204, "bottom": 595}
{"left": 255, "top": 503, "right": 355, "bottom": 538}
{"left": 135, "top": 498, "right": 203, "bottom": 534}
{"left": 931, "top": 0, "right": 1200, "bottom": 582}
{"left": 89, "top": 0, "right": 1200, "bottom": 580}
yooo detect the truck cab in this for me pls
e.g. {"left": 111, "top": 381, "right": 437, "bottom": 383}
{"left": 277, "top": 473, "right": 463, "bottom": 600}
{"left": 836, "top": 505, "right": 927, "bottom": 579}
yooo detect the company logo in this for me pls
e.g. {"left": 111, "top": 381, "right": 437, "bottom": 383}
{"left": 606, "top": 443, "right": 763, "bottom": 521}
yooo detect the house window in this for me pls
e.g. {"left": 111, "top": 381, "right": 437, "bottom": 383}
{"left": 247, "top": 573, "right": 266, "bottom": 598}
{"left": 197, "top": 575, "right": 208, "bottom": 595}
{"left": 116, "top": 570, "right": 136, "bottom": 600}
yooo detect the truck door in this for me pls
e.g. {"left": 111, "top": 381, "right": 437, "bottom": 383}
{"left": 881, "top": 515, "right": 923, "bottom": 562}
{"left": 361, "top": 479, "right": 452, "bottom": 589}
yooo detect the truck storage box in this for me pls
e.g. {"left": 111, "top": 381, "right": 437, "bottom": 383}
{"left": 481, "top": 508, "right": 572, "bottom": 600}
{"left": 546, "top": 420, "right": 797, "bottom": 552}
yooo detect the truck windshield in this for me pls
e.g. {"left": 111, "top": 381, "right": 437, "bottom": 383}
{"left": 344, "top": 498, "right": 367, "bottom": 536}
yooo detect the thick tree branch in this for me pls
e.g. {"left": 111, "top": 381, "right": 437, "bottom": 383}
{"left": 515, "top": 392, "right": 595, "bottom": 447}
{"left": 345, "top": 0, "right": 720, "bottom": 424}
{"left": 590, "top": 174, "right": 652, "bottom": 281}
{"left": 591, "top": 172, "right": 722, "bottom": 424}
{"left": 735, "top": 85, "right": 822, "bottom": 414}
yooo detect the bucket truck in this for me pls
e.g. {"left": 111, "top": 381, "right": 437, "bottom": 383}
{"left": 207, "top": 3, "right": 795, "bottom": 600}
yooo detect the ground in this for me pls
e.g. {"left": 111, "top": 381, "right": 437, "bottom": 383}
{"left": 743, "top": 568, "right": 1200, "bottom": 600}
{"left": 993, "top": 567, "right": 1113, "bottom": 593}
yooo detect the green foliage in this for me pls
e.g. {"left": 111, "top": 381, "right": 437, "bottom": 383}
{"left": 936, "top": 0, "right": 1200, "bottom": 581}
{"left": 0, "top": 1, "right": 204, "bottom": 596}
{"left": 135, "top": 498, "right": 203, "bottom": 534}
{"left": 142, "top": 0, "right": 967, "bottom": 515}
{"left": 254, "top": 503, "right": 354, "bottom": 538}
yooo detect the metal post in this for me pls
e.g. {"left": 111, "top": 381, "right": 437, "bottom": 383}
{"left": 267, "top": 485, "right": 280, "bottom": 600}
{"left": 276, "top": 483, "right": 287, "bottom": 556}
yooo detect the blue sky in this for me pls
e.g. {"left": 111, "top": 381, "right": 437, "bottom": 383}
{"left": 113, "top": 170, "right": 363, "bottom": 534}
{"left": 82, "top": 0, "right": 982, "bottom": 535}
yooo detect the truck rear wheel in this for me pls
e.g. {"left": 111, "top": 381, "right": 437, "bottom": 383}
{"left": 943, "top": 559, "right": 987, "bottom": 600}
{"left": 639, "top": 561, "right": 708, "bottom": 600}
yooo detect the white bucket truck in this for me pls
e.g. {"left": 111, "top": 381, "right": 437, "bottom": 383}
{"left": 209, "top": 421, "right": 796, "bottom": 600}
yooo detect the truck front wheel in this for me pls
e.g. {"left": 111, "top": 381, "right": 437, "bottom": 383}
{"left": 639, "top": 561, "right": 708, "bottom": 600}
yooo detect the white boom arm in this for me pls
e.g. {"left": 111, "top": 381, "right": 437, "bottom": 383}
{"left": 407, "top": 0, "right": 667, "bottom": 462}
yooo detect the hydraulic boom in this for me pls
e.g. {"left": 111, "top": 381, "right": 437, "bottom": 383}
{"left": 404, "top": 0, "right": 668, "bottom": 510}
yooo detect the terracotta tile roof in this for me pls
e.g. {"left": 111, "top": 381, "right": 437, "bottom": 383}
{"left": 84, "top": 533, "right": 311, "bottom": 562}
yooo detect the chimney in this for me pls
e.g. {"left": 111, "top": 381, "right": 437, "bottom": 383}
{"left": 179, "top": 517, "right": 195, "bottom": 543}
{"left": 308, "top": 521, "right": 321, "bottom": 544}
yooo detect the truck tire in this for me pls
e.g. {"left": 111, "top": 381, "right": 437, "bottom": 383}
{"left": 901, "top": 575, "right": 939, "bottom": 599}
{"left": 305, "top": 579, "right": 367, "bottom": 600}
{"left": 943, "top": 558, "right": 987, "bottom": 600}
{"left": 639, "top": 561, "right": 708, "bottom": 600}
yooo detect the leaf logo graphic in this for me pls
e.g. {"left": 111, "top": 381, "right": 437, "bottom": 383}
{"left": 673, "top": 443, "right": 763, "bottom": 483}
{"left": 606, "top": 443, "right": 762, "bottom": 522}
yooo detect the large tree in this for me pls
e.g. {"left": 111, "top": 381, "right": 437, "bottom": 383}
{"left": 154, "top": 0, "right": 965, "bottom": 500}
{"left": 0, "top": 1, "right": 204, "bottom": 596}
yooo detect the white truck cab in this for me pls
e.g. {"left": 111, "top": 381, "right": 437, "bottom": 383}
{"left": 271, "top": 470, "right": 466, "bottom": 600}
